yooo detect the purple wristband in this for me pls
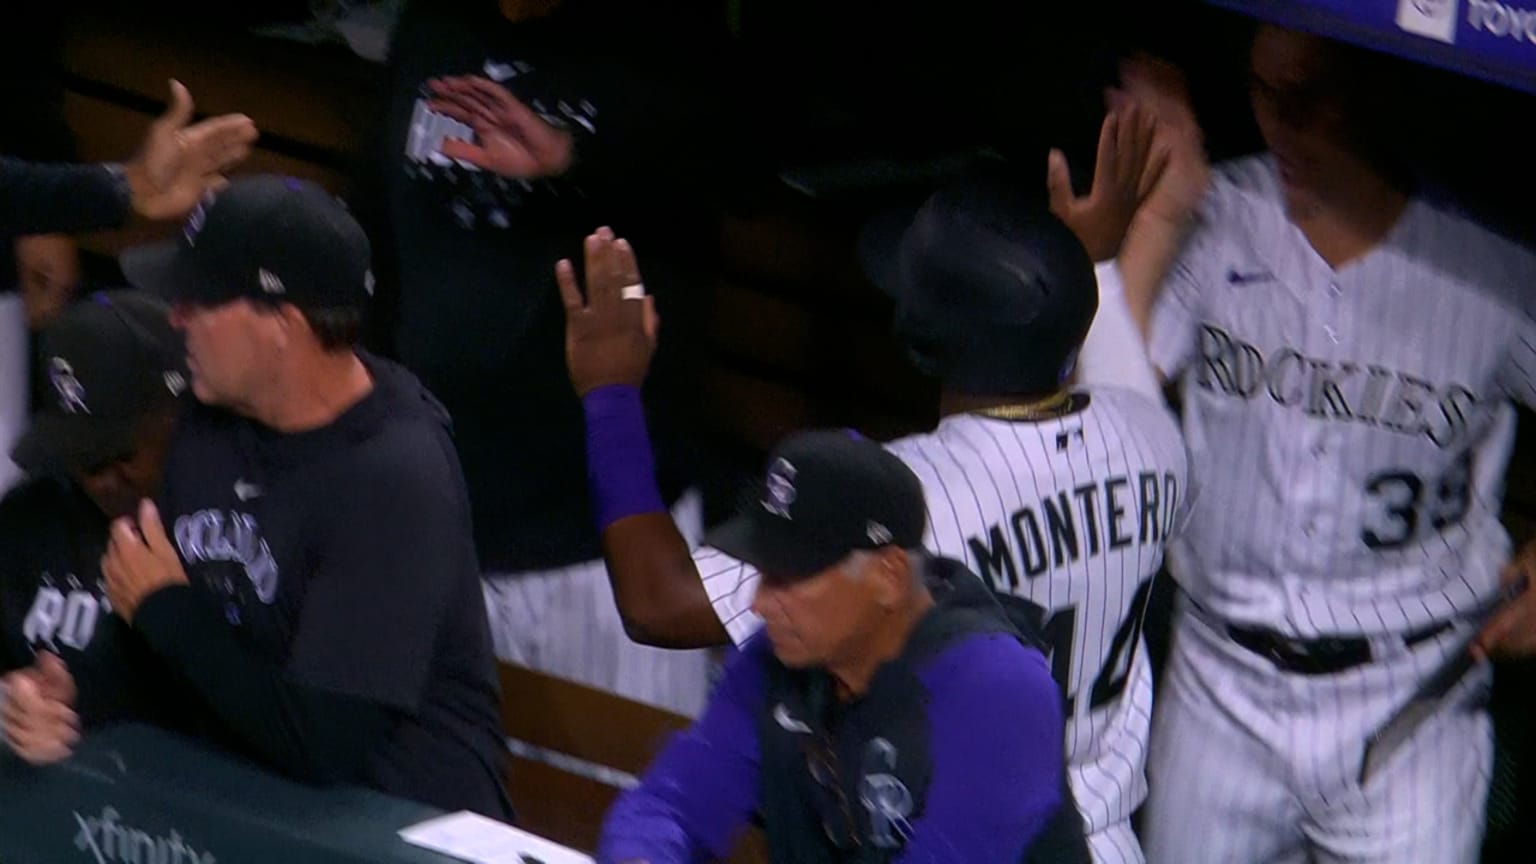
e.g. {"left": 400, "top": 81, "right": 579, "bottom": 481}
{"left": 584, "top": 384, "right": 667, "bottom": 531}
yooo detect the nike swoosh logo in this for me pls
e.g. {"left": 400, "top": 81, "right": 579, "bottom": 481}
{"left": 773, "top": 703, "right": 811, "bottom": 735}
{"left": 1226, "top": 268, "right": 1276, "bottom": 285}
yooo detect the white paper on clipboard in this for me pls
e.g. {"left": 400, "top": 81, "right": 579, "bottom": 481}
{"left": 399, "top": 810, "right": 594, "bottom": 864}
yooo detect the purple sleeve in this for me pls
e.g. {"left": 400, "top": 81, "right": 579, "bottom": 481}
{"left": 896, "top": 634, "right": 1066, "bottom": 864}
{"left": 597, "top": 637, "right": 770, "bottom": 864}
{"left": 583, "top": 385, "right": 667, "bottom": 530}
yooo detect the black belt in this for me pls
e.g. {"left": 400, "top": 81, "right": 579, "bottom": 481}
{"left": 1226, "top": 619, "right": 1454, "bottom": 676}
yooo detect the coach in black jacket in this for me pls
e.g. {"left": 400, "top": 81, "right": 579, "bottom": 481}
{"left": 1, "top": 80, "right": 256, "bottom": 236}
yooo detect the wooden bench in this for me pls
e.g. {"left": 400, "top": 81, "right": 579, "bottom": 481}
{"left": 497, "top": 661, "right": 768, "bottom": 861}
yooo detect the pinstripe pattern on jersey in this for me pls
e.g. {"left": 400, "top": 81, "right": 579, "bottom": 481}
{"left": 1149, "top": 154, "right": 1536, "bottom": 639}
{"left": 1142, "top": 153, "right": 1524, "bottom": 862}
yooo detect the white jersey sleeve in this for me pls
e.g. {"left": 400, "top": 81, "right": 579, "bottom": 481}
{"left": 1075, "top": 260, "right": 1165, "bottom": 402}
{"left": 697, "top": 546, "right": 762, "bottom": 646}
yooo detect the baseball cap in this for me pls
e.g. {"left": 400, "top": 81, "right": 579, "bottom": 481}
{"left": 857, "top": 170, "right": 1097, "bottom": 395}
{"left": 11, "top": 290, "right": 187, "bottom": 475}
{"left": 705, "top": 430, "right": 927, "bottom": 580}
{"left": 119, "top": 174, "right": 374, "bottom": 311}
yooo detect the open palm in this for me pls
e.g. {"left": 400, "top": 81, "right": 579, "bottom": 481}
{"left": 1047, "top": 101, "right": 1164, "bottom": 262}
{"left": 427, "top": 75, "right": 575, "bottom": 180}
{"left": 125, "top": 80, "right": 258, "bottom": 220}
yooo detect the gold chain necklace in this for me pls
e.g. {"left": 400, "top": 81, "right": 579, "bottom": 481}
{"left": 970, "top": 391, "right": 1075, "bottom": 422}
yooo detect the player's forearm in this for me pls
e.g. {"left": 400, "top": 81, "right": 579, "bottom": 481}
{"left": 1074, "top": 260, "right": 1164, "bottom": 400}
{"left": 132, "top": 585, "right": 396, "bottom": 784}
{"left": 0, "top": 158, "right": 131, "bottom": 236}
{"left": 1117, "top": 213, "right": 1195, "bottom": 342}
{"left": 602, "top": 515, "right": 731, "bottom": 648}
{"left": 599, "top": 651, "right": 765, "bottom": 863}
{"left": 597, "top": 791, "right": 702, "bottom": 864}
{"left": 585, "top": 385, "right": 731, "bottom": 648}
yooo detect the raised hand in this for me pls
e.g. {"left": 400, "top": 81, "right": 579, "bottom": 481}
{"left": 124, "top": 80, "right": 259, "bottom": 221}
{"left": 557, "top": 227, "right": 659, "bottom": 396}
{"left": 1047, "top": 100, "right": 1165, "bottom": 262}
{"left": 1113, "top": 54, "right": 1209, "bottom": 229}
{"left": 427, "top": 75, "right": 575, "bottom": 180}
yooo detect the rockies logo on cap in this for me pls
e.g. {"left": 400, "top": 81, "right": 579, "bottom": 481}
{"left": 182, "top": 190, "right": 219, "bottom": 247}
{"left": 258, "top": 268, "right": 286, "bottom": 295}
{"left": 49, "top": 358, "right": 90, "bottom": 415}
{"left": 763, "top": 458, "right": 798, "bottom": 519}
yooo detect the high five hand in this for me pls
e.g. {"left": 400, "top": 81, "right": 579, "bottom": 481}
{"left": 557, "top": 227, "right": 659, "bottom": 396}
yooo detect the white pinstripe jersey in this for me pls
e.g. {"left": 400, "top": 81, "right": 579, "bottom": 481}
{"left": 700, "top": 386, "right": 1189, "bottom": 841}
{"left": 1149, "top": 154, "right": 1536, "bottom": 638}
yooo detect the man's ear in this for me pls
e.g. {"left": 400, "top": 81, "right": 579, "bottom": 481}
{"left": 274, "top": 303, "right": 318, "bottom": 350}
{"left": 874, "top": 546, "right": 911, "bottom": 608}
{"left": 277, "top": 303, "right": 309, "bottom": 331}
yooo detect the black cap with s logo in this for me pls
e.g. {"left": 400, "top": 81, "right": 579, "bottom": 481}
{"left": 11, "top": 290, "right": 187, "bottom": 475}
{"left": 119, "top": 174, "right": 375, "bottom": 312}
{"left": 705, "top": 429, "right": 927, "bottom": 581}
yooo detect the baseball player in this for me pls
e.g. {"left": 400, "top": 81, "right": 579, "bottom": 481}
{"left": 1, "top": 292, "right": 187, "bottom": 763}
{"left": 561, "top": 134, "right": 1188, "bottom": 861}
{"left": 104, "top": 176, "right": 513, "bottom": 820}
{"left": 1103, "top": 28, "right": 1536, "bottom": 863}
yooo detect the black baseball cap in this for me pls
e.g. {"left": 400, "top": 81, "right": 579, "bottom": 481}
{"left": 119, "top": 174, "right": 374, "bottom": 311}
{"left": 705, "top": 430, "right": 927, "bottom": 580}
{"left": 11, "top": 290, "right": 187, "bottom": 475}
{"left": 857, "top": 169, "right": 1097, "bottom": 395}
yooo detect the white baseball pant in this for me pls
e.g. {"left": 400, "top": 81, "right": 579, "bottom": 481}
{"left": 1142, "top": 594, "right": 1491, "bottom": 864}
